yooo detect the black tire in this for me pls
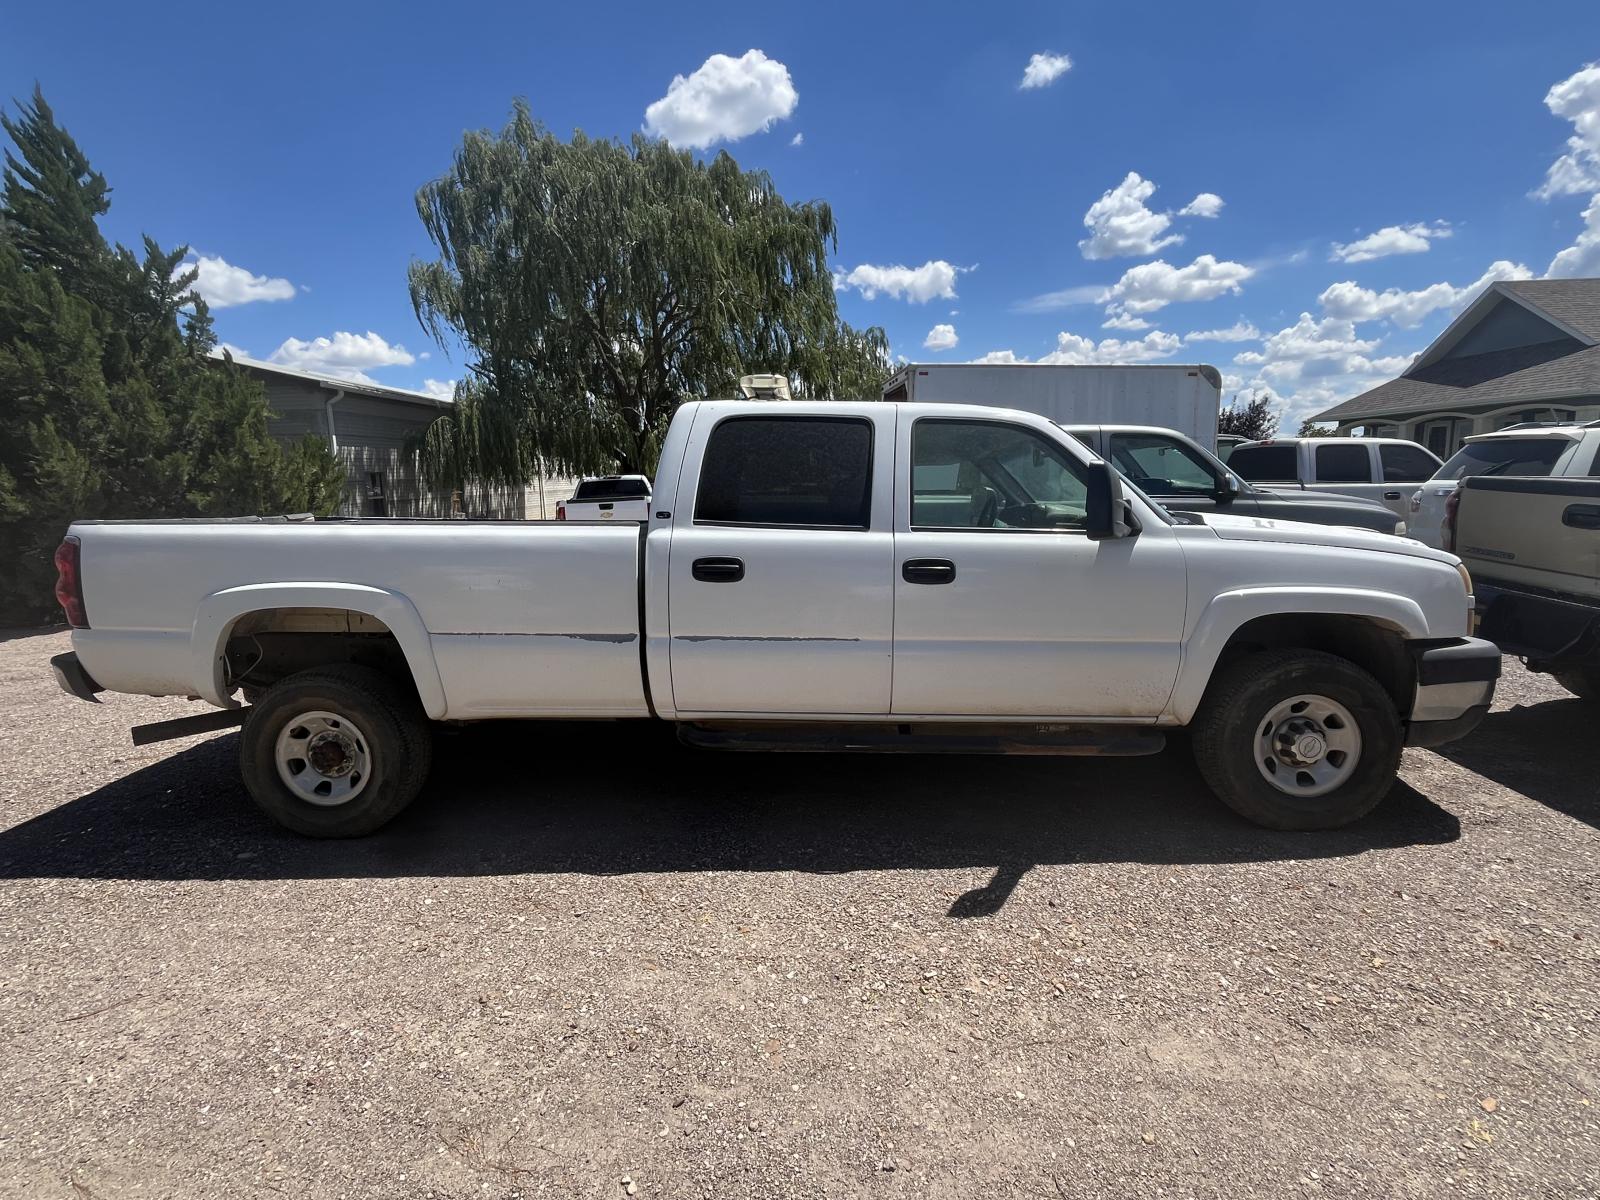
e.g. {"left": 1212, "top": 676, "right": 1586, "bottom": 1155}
{"left": 1191, "top": 649, "right": 1402, "bottom": 831}
{"left": 239, "top": 665, "right": 432, "bottom": 837}
{"left": 1552, "top": 663, "right": 1600, "bottom": 703}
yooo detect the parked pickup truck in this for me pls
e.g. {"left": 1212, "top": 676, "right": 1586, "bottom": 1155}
{"left": 555, "top": 474, "right": 652, "bottom": 522}
{"left": 1229, "top": 437, "right": 1442, "bottom": 524}
{"left": 1061, "top": 424, "right": 1403, "bottom": 534}
{"left": 50, "top": 398, "right": 1499, "bottom": 838}
{"left": 1453, "top": 474, "right": 1600, "bottom": 702}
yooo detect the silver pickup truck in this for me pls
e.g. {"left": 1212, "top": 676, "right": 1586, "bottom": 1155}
{"left": 1455, "top": 475, "right": 1600, "bottom": 701}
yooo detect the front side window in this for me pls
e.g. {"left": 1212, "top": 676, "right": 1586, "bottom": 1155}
{"left": 911, "top": 419, "right": 1090, "bottom": 530}
{"left": 1379, "top": 443, "right": 1441, "bottom": 482}
{"left": 1108, "top": 433, "right": 1219, "bottom": 496}
{"left": 1228, "top": 444, "right": 1298, "bottom": 482}
{"left": 695, "top": 416, "right": 873, "bottom": 528}
{"left": 1315, "top": 443, "right": 1372, "bottom": 483}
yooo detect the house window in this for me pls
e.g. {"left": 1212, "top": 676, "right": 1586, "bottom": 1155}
{"left": 365, "top": 471, "right": 388, "bottom": 518}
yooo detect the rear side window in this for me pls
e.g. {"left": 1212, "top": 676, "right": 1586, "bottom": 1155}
{"left": 1435, "top": 438, "right": 1569, "bottom": 481}
{"left": 1379, "top": 443, "right": 1441, "bottom": 482}
{"left": 1315, "top": 443, "right": 1372, "bottom": 483}
{"left": 695, "top": 416, "right": 873, "bottom": 528}
{"left": 1228, "top": 445, "right": 1298, "bottom": 482}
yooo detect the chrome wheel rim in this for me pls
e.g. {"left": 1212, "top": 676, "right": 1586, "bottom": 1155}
{"left": 274, "top": 710, "right": 372, "bottom": 806}
{"left": 1254, "top": 694, "right": 1361, "bottom": 798}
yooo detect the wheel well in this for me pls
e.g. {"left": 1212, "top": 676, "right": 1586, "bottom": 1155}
{"left": 1213, "top": 614, "right": 1413, "bottom": 711}
{"left": 224, "top": 608, "right": 419, "bottom": 703}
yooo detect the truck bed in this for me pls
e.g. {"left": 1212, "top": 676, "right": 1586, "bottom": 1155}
{"left": 69, "top": 519, "right": 651, "bottom": 720}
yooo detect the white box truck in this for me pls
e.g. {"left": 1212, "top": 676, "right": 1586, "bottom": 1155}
{"left": 882, "top": 363, "right": 1222, "bottom": 449}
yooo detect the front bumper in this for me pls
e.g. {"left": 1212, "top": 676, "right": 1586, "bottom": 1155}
{"left": 1404, "top": 637, "right": 1501, "bottom": 747}
{"left": 50, "top": 651, "right": 104, "bottom": 704}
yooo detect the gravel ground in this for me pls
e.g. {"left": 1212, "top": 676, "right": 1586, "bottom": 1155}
{"left": 0, "top": 627, "right": 1596, "bottom": 1199}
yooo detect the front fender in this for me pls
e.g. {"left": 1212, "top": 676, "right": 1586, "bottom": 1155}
{"left": 1168, "top": 586, "right": 1428, "bottom": 724}
{"left": 190, "top": 582, "right": 448, "bottom": 719}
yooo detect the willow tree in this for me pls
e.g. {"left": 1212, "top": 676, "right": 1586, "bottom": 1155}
{"left": 408, "top": 102, "right": 890, "bottom": 481}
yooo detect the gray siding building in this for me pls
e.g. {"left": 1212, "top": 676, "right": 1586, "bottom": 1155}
{"left": 1315, "top": 278, "right": 1600, "bottom": 457}
{"left": 224, "top": 358, "right": 574, "bottom": 519}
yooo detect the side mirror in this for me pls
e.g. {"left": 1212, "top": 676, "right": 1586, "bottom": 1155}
{"left": 1215, "top": 473, "right": 1243, "bottom": 504}
{"left": 1085, "top": 463, "right": 1137, "bottom": 540}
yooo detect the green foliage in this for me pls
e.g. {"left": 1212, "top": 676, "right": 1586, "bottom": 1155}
{"left": 408, "top": 103, "right": 891, "bottom": 479}
{"left": 0, "top": 90, "right": 344, "bottom": 624}
{"left": 1218, "top": 392, "right": 1280, "bottom": 441}
{"left": 1297, "top": 419, "right": 1336, "bottom": 437}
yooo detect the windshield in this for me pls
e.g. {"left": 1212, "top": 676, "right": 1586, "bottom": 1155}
{"left": 1432, "top": 438, "right": 1568, "bottom": 481}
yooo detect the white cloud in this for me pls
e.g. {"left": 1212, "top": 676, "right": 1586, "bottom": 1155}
{"left": 642, "top": 49, "right": 798, "bottom": 149}
{"left": 1318, "top": 260, "right": 1532, "bottom": 328}
{"left": 1227, "top": 315, "right": 1422, "bottom": 433}
{"left": 837, "top": 260, "right": 963, "bottom": 303}
{"left": 1013, "top": 284, "right": 1105, "bottom": 314}
{"left": 1533, "top": 62, "right": 1600, "bottom": 200}
{"left": 421, "top": 378, "right": 457, "bottom": 400}
{"left": 1078, "top": 173, "right": 1224, "bottom": 260}
{"left": 1184, "top": 320, "right": 1259, "bottom": 343}
{"left": 790, "top": 131, "right": 804, "bottom": 147}
{"left": 971, "top": 349, "right": 1025, "bottom": 364}
{"left": 1102, "top": 311, "right": 1151, "bottom": 331}
{"left": 1548, "top": 194, "right": 1600, "bottom": 277}
{"left": 184, "top": 254, "right": 296, "bottom": 308}
{"left": 1330, "top": 221, "right": 1452, "bottom": 263}
{"left": 923, "top": 323, "right": 959, "bottom": 351}
{"left": 1020, "top": 52, "right": 1072, "bottom": 90}
{"left": 1079, "top": 172, "right": 1182, "bottom": 260}
{"left": 1039, "top": 329, "right": 1182, "bottom": 365}
{"left": 1102, "top": 254, "right": 1254, "bottom": 315}
{"left": 1178, "top": 193, "right": 1224, "bottom": 219}
{"left": 267, "top": 331, "right": 416, "bottom": 383}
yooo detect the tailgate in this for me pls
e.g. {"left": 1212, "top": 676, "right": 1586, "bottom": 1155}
{"left": 1457, "top": 476, "right": 1600, "bottom": 602}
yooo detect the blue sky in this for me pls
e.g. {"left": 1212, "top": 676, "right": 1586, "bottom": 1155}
{"left": 5, "top": 0, "right": 1599, "bottom": 428}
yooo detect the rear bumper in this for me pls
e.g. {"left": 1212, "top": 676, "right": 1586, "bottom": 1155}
{"left": 1404, "top": 637, "right": 1500, "bottom": 747}
{"left": 1473, "top": 579, "right": 1600, "bottom": 666}
{"left": 50, "top": 651, "right": 104, "bottom": 704}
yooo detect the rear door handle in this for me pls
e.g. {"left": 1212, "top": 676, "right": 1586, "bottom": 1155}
{"left": 1564, "top": 504, "right": 1600, "bottom": 530}
{"left": 1383, "top": 491, "right": 1403, "bottom": 500}
{"left": 691, "top": 556, "right": 745, "bottom": 583}
{"left": 902, "top": 558, "right": 956, "bottom": 585}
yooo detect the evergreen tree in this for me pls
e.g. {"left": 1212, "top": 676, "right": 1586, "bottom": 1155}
{"left": 0, "top": 90, "right": 344, "bottom": 623}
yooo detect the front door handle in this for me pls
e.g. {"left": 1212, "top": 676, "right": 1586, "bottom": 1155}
{"left": 1383, "top": 490, "right": 1403, "bottom": 500}
{"left": 692, "top": 556, "right": 745, "bottom": 583}
{"left": 1564, "top": 504, "right": 1600, "bottom": 530}
{"left": 902, "top": 558, "right": 956, "bottom": 585}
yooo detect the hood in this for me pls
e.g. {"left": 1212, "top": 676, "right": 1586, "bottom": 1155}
{"left": 1257, "top": 486, "right": 1391, "bottom": 511}
{"left": 1196, "top": 511, "right": 1460, "bottom": 563}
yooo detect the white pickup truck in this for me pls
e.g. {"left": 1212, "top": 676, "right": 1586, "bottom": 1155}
{"left": 51, "top": 399, "right": 1500, "bottom": 837}
{"left": 1228, "top": 437, "right": 1443, "bottom": 524}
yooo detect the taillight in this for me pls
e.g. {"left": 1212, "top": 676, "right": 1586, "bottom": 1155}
{"left": 53, "top": 535, "right": 89, "bottom": 627}
{"left": 555, "top": 502, "right": 567, "bottom": 521}
{"left": 1442, "top": 489, "right": 1460, "bottom": 553}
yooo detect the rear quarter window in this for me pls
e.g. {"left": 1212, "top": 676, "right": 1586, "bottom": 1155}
{"left": 1227, "top": 445, "right": 1298, "bottom": 482}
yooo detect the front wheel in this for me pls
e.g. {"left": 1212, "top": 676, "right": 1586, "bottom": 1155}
{"left": 1191, "top": 649, "right": 1402, "bottom": 830}
{"left": 239, "top": 665, "right": 433, "bottom": 837}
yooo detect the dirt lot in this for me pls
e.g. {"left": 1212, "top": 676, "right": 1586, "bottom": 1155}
{"left": 0, "top": 628, "right": 1595, "bottom": 1199}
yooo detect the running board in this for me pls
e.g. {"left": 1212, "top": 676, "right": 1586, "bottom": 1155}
{"left": 678, "top": 723, "right": 1166, "bottom": 757}
{"left": 132, "top": 706, "right": 250, "bottom": 746}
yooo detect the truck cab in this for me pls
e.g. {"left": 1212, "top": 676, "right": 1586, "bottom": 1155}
{"left": 1229, "top": 437, "right": 1442, "bottom": 522}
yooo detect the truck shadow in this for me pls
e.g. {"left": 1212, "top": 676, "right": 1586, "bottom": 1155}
{"left": 0, "top": 721, "right": 1460, "bottom": 909}
{"left": 1432, "top": 696, "right": 1598, "bottom": 831}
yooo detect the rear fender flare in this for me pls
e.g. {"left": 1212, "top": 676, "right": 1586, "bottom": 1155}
{"left": 190, "top": 582, "right": 447, "bottom": 718}
{"left": 1170, "top": 587, "right": 1427, "bottom": 723}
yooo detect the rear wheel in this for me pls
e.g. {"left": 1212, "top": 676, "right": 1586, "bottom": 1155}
{"left": 239, "top": 665, "right": 432, "bottom": 837}
{"left": 1552, "top": 662, "right": 1600, "bottom": 703}
{"left": 1191, "top": 649, "right": 1402, "bottom": 830}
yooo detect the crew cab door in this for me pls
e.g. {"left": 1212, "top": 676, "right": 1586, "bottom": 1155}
{"left": 891, "top": 412, "right": 1187, "bottom": 718}
{"left": 1307, "top": 443, "right": 1412, "bottom": 519}
{"left": 666, "top": 406, "right": 895, "bottom": 714}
